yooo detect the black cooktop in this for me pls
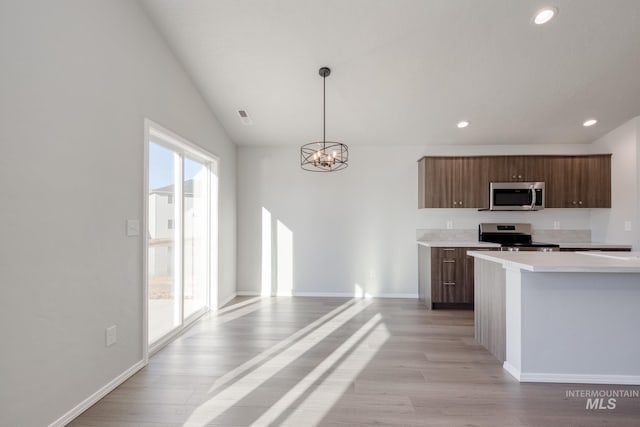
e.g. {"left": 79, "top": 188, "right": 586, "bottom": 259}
{"left": 503, "top": 242, "right": 560, "bottom": 248}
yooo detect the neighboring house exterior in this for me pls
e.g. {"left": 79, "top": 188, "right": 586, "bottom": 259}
{"left": 148, "top": 178, "right": 206, "bottom": 301}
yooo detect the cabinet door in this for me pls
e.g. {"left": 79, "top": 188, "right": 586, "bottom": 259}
{"left": 488, "top": 156, "right": 546, "bottom": 182}
{"left": 522, "top": 156, "right": 547, "bottom": 182}
{"left": 457, "top": 157, "right": 490, "bottom": 208}
{"left": 543, "top": 156, "right": 570, "bottom": 208}
{"left": 544, "top": 155, "right": 611, "bottom": 208}
{"left": 581, "top": 155, "right": 611, "bottom": 208}
{"left": 431, "top": 248, "right": 466, "bottom": 303}
{"left": 419, "top": 157, "right": 489, "bottom": 208}
{"left": 489, "top": 156, "right": 523, "bottom": 182}
{"left": 421, "top": 157, "right": 456, "bottom": 208}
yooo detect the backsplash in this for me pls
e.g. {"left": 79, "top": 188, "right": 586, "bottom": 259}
{"left": 416, "top": 229, "right": 477, "bottom": 241}
{"left": 417, "top": 228, "right": 591, "bottom": 243}
{"left": 532, "top": 229, "right": 591, "bottom": 243}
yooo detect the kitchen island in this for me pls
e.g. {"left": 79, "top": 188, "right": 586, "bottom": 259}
{"left": 468, "top": 251, "right": 640, "bottom": 385}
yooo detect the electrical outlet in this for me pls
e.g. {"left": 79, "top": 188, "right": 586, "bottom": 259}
{"left": 106, "top": 325, "right": 117, "bottom": 347}
{"left": 446, "top": 220, "right": 453, "bottom": 229}
{"left": 624, "top": 221, "right": 632, "bottom": 232}
{"left": 553, "top": 221, "right": 560, "bottom": 230}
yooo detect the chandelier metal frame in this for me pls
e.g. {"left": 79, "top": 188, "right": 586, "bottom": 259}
{"left": 300, "top": 67, "right": 349, "bottom": 172}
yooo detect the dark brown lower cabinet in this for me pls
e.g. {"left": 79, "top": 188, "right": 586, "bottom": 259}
{"left": 431, "top": 247, "right": 474, "bottom": 308}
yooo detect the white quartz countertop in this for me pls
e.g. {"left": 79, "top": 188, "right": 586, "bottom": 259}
{"left": 416, "top": 241, "right": 501, "bottom": 248}
{"left": 468, "top": 251, "right": 640, "bottom": 273}
{"left": 417, "top": 241, "right": 632, "bottom": 250}
{"left": 556, "top": 242, "right": 633, "bottom": 249}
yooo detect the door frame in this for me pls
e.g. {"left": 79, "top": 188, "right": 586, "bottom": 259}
{"left": 143, "top": 118, "right": 220, "bottom": 360}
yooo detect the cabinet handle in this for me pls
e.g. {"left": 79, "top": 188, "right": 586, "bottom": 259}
{"left": 458, "top": 201, "right": 463, "bottom": 206}
{"left": 518, "top": 175, "right": 522, "bottom": 179}
{"left": 571, "top": 201, "right": 577, "bottom": 205}
{"left": 443, "top": 260, "right": 456, "bottom": 263}
{"left": 443, "top": 248, "right": 456, "bottom": 251}
{"left": 578, "top": 200, "right": 583, "bottom": 205}
{"left": 443, "top": 282, "right": 456, "bottom": 286}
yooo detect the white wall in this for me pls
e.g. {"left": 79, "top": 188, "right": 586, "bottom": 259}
{"left": 237, "top": 143, "right": 595, "bottom": 297}
{"left": 238, "top": 145, "right": 421, "bottom": 297}
{"left": 0, "top": 1, "right": 236, "bottom": 426}
{"left": 638, "top": 118, "right": 640, "bottom": 250}
{"left": 589, "top": 116, "right": 639, "bottom": 248}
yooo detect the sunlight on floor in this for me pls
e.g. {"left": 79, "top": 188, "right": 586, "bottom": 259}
{"left": 211, "top": 297, "right": 271, "bottom": 325}
{"left": 183, "top": 298, "right": 376, "bottom": 427}
{"left": 215, "top": 296, "right": 262, "bottom": 315}
{"left": 251, "top": 313, "right": 389, "bottom": 426}
{"left": 208, "top": 298, "right": 358, "bottom": 394}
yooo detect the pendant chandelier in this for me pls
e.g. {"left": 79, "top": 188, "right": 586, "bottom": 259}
{"left": 300, "top": 67, "right": 349, "bottom": 172}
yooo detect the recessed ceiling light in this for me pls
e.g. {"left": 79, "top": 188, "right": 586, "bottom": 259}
{"left": 533, "top": 7, "right": 558, "bottom": 25}
{"left": 583, "top": 119, "right": 598, "bottom": 127}
{"left": 457, "top": 121, "right": 470, "bottom": 129}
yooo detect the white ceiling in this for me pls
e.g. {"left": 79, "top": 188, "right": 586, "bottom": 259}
{"left": 140, "top": 0, "right": 640, "bottom": 146}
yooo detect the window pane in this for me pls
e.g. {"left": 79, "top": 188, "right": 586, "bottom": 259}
{"left": 184, "top": 157, "right": 208, "bottom": 317}
{"left": 148, "top": 142, "right": 179, "bottom": 343}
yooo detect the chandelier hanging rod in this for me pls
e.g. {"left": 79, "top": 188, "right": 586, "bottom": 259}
{"left": 300, "top": 66, "right": 349, "bottom": 172}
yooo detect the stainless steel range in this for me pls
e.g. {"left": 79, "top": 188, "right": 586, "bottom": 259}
{"left": 478, "top": 223, "right": 559, "bottom": 252}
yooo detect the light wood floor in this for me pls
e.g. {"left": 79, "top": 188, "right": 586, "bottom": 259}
{"left": 70, "top": 297, "right": 640, "bottom": 426}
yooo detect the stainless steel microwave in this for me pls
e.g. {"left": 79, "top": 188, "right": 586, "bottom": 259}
{"left": 489, "top": 182, "right": 545, "bottom": 211}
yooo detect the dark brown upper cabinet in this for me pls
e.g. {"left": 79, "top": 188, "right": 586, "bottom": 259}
{"left": 488, "top": 156, "right": 546, "bottom": 182}
{"left": 419, "top": 156, "right": 489, "bottom": 208}
{"left": 419, "top": 154, "right": 611, "bottom": 209}
{"left": 544, "top": 154, "right": 611, "bottom": 208}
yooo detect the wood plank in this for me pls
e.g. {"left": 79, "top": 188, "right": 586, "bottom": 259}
{"left": 69, "top": 296, "right": 639, "bottom": 427}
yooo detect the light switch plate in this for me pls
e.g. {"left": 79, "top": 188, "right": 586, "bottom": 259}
{"left": 446, "top": 220, "right": 453, "bottom": 229}
{"left": 126, "top": 219, "right": 140, "bottom": 236}
{"left": 624, "top": 221, "right": 632, "bottom": 231}
{"left": 553, "top": 221, "right": 560, "bottom": 230}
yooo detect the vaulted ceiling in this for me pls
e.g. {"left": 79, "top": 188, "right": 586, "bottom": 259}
{"left": 140, "top": 0, "right": 640, "bottom": 146}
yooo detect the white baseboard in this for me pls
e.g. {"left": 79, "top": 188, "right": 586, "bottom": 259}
{"left": 291, "top": 291, "right": 419, "bottom": 299}
{"left": 236, "top": 290, "right": 260, "bottom": 296}
{"left": 503, "top": 362, "right": 640, "bottom": 385}
{"left": 49, "top": 359, "right": 147, "bottom": 427}
{"left": 218, "top": 292, "right": 237, "bottom": 308}
{"left": 236, "top": 290, "right": 418, "bottom": 299}
{"left": 520, "top": 372, "right": 640, "bottom": 385}
{"left": 503, "top": 361, "right": 522, "bottom": 381}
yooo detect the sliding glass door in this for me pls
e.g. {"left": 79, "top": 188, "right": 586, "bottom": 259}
{"left": 146, "top": 122, "right": 217, "bottom": 346}
{"left": 183, "top": 156, "right": 209, "bottom": 318}
{"left": 148, "top": 142, "right": 179, "bottom": 342}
